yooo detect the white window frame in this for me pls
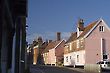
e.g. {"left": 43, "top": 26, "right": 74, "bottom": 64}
{"left": 70, "top": 56, "right": 71, "bottom": 59}
{"left": 99, "top": 26, "right": 104, "bottom": 32}
{"left": 77, "top": 55, "right": 79, "bottom": 62}
{"left": 66, "top": 56, "right": 68, "bottom": 62}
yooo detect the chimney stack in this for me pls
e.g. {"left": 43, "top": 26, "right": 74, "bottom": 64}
{"left": 78, "top": 19, "right": 84, "bottom": 31}
{"left": 57, "top": 32, "right": 61, "bottom": 41}
{"left": 37, "top": 36, "right": 43, "bottom": 44}
{"left": 49, "top": 40, "right": 52, "bottom": 43}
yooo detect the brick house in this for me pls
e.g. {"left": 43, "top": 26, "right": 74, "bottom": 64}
{"left": 64, "top": 18, "right": 110, "bottom": 67}
{"left": 42, "top": 32, "right": 65, "bottom": 66}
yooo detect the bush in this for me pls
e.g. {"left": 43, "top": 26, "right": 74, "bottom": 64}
{"left": 56, "top": 62, "right": 63, "bottom": 67}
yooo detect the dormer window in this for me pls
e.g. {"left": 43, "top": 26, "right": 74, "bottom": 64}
{"left": 99, "top": 26, "right": 104, "bottom": 32}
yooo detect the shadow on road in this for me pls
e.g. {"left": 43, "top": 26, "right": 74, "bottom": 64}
{"left": 30, "top": 65, "right": 83, "bottom": 73}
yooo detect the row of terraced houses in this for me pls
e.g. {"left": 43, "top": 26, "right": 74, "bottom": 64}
{"left": 31, "top": 18, "right": 110, "bottom": 67}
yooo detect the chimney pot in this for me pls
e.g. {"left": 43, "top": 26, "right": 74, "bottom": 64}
{"left": 78, "top": 19, "right": 84, "bottom": 31}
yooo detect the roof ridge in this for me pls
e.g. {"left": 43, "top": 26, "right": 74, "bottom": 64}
{"left": 77, "top": 20, "right": 98, "bottom": 39}
{"left": 43, "top": 40, "right": 64, "bottom": 53}
{"left": 66, "top": 20, "right": 98, "bottom": 43}
{"left": 54, "top": 40, "right": 64, "bottom": 49}
{"left": 85, "top": 20, "right": 98, "bottom": 28}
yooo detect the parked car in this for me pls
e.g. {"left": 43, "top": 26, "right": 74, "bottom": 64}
{"left": 97, "top": 61, "right": 110, "bottom": 70}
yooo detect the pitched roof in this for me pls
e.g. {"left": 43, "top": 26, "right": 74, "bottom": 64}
{"left": 78, "top": 20, "right": 98, "bottom": 38}
{"left": 42, "top": 40, "right": 62, "bottom": 53}
{"left": 66, "top": 20, "right": 98, "bottom": 43}
{"left": 66, "top": 32, "right": 77, "bottom": 43}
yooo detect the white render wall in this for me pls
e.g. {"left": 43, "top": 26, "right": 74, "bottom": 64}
{"left": 64, "top": 52, "right": 75, "bottom": 66}
{"left": 64, "top": 50, "right": 85, "bottom": 66}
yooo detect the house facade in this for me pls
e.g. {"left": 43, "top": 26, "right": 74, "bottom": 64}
{"left": 33, "top": 45, "right": 39, "bottom": 65}
{"left": 32, "top": 37, "right": 48, "bottom": 65}
{"left": 42, "top": 32, "right": 65, "bottom": 66}
{"left": 85, "top": 19, "right": 110, "bottom": 64}
{"left": 64, "top": 18, "right": 110, "bottom": 67}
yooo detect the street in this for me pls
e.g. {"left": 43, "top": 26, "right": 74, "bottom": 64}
{"left": 102, "top": 69, "right": 110, "bottom": 73}
{"left": 30, "top": 65, "right": 110, "bottom": 73}
{"left": 30, "top": 65, "right": 82, "bottom": 73}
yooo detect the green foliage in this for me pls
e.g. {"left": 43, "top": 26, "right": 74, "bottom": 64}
{"left": 56, "top": 62, "right": 64, "bottom": 67}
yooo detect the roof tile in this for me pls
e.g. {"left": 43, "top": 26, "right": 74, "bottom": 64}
{"left": 78, "top": 20, "right": 98, "bottom": 38}
{"left": 66, "top": 20, "right": 98, "bottom": 43}
{"left": 43, "top": 40, "right": 61, "bottom": 53}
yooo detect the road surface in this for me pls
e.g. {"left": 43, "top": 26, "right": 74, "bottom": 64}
{"left": 30, "top": 65, "right": 110, "bottom": 73}
{"left": 30, "top": 65, "right": 82, "bottom": 73}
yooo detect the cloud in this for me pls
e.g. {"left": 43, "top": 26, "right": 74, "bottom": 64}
{"left": 26, "top": 33, "right": 42, "bottom": 43}
{"left": 26, "top": 31, "right": 71, "bottom": 44}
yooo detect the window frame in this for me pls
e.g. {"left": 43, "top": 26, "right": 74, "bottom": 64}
{"left": 66, "top": 56, "right": 68, "bottom": 62}
{"left": 70, "top": 56, "right": 71, "bottom": 59}
{"left": 77, "top": 55, "right": 79, "bottom": 62}
{"left": 99, "top": 26, "right": 104, "bottom": 32}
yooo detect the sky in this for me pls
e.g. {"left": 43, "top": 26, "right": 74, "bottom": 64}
{"left": 27, "top": 0, "right": 110, "bottom": 44}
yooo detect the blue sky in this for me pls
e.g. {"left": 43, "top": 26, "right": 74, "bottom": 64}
{"left": 27, "top": 0, "right": 110, "bottom": 43}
